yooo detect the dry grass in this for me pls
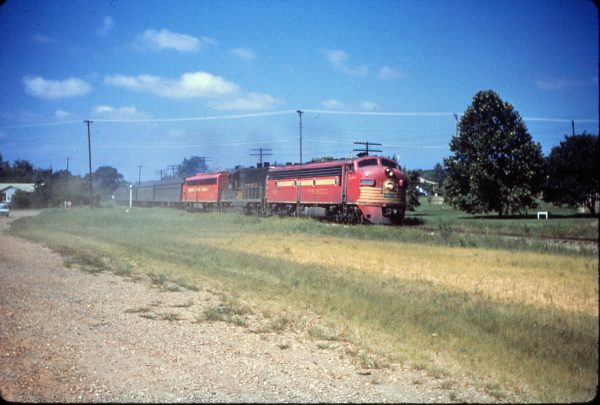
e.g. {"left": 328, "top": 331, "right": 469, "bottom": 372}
{"left": 10, "top": 208, "right": 598, "bottom": 402}
{"left": 197, "top": 233, "right": 598, "bottom": 316}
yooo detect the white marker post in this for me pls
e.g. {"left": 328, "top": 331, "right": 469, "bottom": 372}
{"left": 129, "top": 184, "right": 133, "bottom": 209}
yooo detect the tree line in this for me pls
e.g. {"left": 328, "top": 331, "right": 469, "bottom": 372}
{"left": 0, "top": 156, "right": 126, "bottom": 208}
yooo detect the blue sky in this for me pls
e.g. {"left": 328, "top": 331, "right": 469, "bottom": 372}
{"left": 0, "top": 0, "right": 597, "bottom": 182}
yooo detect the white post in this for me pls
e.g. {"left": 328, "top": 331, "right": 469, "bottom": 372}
{"left": 129, "top": 184, "right": 133, "bottom": 208}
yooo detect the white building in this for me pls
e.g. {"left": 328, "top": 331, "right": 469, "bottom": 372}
{"left": 0, "top": 183, "right": 36, "bottom": 203}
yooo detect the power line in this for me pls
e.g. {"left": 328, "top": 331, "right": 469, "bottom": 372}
{"left": 353, "top": 141, "right": 382, "bottom": 157}
{"left": 249, "top": 147, "right": 273, "bottom": 165}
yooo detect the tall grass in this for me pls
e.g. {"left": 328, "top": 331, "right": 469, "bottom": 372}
{"left": 9, "top": 207, "right": 599, "bottom": 402}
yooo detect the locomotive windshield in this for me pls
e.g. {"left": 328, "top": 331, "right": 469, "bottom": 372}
{"left": 357, "top": 158, "right": 399, "bottom": 169}
{"left": 380, "top": 158, "right": 399, "bottom": 169}
{"left": 357, "top": 158, "right": 378, "bottom": 168}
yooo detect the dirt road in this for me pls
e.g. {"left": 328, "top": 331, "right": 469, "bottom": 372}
{"left": 0, "top": 210, "right": 498, "bottom": 402}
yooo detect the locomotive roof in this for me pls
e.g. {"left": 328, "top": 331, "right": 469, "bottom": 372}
{"left": 185, "top": 172, "right": 228, "bottom": 181}
{"left": 269, "top": 155, "right": 397, "bottom": 172}
{"left": 268, "top": 158, "right": 353, "bottom": 172}
{"left": 134, "top": 178, "right": 184, "bottom": 187}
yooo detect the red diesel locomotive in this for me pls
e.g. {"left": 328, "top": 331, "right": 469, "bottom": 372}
{"left": 117, "top": 155, "right": 407, "bottom": 225}
{"left": 182, "top": 172, "right": 228, "bottom": 210}
{"left": 266, "top": 156, "right": 406, "bottom": 224}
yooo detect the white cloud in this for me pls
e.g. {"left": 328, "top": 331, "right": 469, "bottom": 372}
{"left": 55, "top": 109, "right": 73, "bottom": 120}
{"left": 360, "top": 101, "right": 379, "bottom": 111}
{"left": 97, "top": 16, "right": 114, "bottom": 36}
{"left": 93, "top": 104, "right": 146, "bottom": 119}
{"left": 378, "top": 66, "right": 404, "bottom": 80}
{"left": 321, "top": 99, "right": 346, "bottom": 110}
{"left": 32, "top": 34, "right": 56, "bottom": 44}
{"left": 536, "top": 77, "right": 587, "bottom": 91}
{"left": 105, "top": 71, "right": 239, "bottom": 99}
{"left": 229, "top": 47, "right": 256, "bottom": 61}
{"left": 23, "top": 76, "right": 92, "bottom": 99}
{"left": 135, "top": 29, "right": 215, "bottom": 52}
{"left": 322, "top": 49, "right": 368, "bottom": 77}
{"left": 105, "top": 71, "right": 280, "bottom": 111}
{"left": 216, "top": 92, "right": 282, "bottom": 111}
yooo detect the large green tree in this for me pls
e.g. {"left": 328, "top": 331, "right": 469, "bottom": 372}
{"left": 543, "top": 132, "right": 599, "bottom": 215}
{"left": 443, "top": 90, "right": 545, "bottom": 216}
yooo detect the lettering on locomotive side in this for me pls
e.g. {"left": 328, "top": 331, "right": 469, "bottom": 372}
{"left": 187, "top": 187, "right": 210, "bottom": 192}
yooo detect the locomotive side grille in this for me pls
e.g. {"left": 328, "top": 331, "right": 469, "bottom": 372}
{"left": 268, "top": 165, "right": 343, "bottom": 180}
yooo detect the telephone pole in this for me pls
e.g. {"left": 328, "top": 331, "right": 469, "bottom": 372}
{"left": 249, "top": 147, "right": 273, "bottom": 165}
{"left": 137, "top": 165, "right": 143, "bottom": 184}
{"left": 166, "top": 164, "right": 178, "bottom": 178}
{"left": 155, "top": 170, "right": 164, "bottom": 180}
{"left": 353, "top": 141, "right": 382, "bottom": 157}
{"left": 297, "top": 110, "right": 303, "bottom": 164}
{"left": 84, "top": 120, "right": 93, "bottom": 209}
{"left": 572, "top": 120, "right": 575, "bottom": 136}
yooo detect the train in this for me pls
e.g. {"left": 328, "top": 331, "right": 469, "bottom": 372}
{"left": 114, "top": 155, "right": 407, "bottom": 225}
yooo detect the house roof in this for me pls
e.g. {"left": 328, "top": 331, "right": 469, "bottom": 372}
{"left": 0, "top": 183, "right": 37, "bottom": 193}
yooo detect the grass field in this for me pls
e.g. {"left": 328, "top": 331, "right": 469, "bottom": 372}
{"left": 9, "top": 204, "right": 599, "bottom": 402}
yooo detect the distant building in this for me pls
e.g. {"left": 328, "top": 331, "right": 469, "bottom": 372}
{"left": 0, "top": 183, "right": 36, "bottom": 203}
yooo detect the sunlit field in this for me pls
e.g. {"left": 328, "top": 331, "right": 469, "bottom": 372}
{"left": 10, "top": 206, "right": 598, "bottom": 402}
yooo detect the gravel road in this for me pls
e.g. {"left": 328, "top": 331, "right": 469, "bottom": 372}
{"left": 0, "top": 209, "right": 501, "bottom": 403}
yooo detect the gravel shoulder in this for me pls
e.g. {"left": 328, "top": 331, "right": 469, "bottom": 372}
{"left": 0, "top": 209, "right": 500, "bottom": 403}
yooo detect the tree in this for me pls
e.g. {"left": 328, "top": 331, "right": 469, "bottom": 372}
{"left": 11, "top": 159, "right": 35, "bottom": 181}
{"left": 543, "top": 132, "right": 599, "bottom": 215}
{"left": 432, "top": 163, "right": 447, "bottom": 195}
{"left": 177, "top": 156, "right": 209, "bottom": 178}
{"left": 443, "top": 90, "right": 545, "bottom": 216}
{"left": 405, "top": 170, "right": 421, "bottom": 211}
{"left": 88, "top": 166, "right": 125, "bottom": 196}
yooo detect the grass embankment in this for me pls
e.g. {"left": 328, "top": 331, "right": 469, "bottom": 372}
{"left": 10, "top": 207, "right": 599, "bottom": 402}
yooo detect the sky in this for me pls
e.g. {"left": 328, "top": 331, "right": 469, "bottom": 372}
{"left": 0, "top": 0, "right": 597, "bottom": 182}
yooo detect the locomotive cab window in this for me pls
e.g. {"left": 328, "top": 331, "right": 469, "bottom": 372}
{"left": 357, "top": 158, "right": 378, "bottom": 168}
{"left": 380, "top": 159, "right": 399, "bottom": 169}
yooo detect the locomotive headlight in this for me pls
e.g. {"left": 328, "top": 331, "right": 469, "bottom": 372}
{"left": 385, "top": 167, "right": 394, "bottom": 178}
{"left": 383, "top": 179, "right": 395, "bottom": 191}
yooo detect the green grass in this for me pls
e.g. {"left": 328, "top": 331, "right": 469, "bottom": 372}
{"left": 410, "top": 197, "right": 598, "bottom": 241}
{"left": 9, "top": 206, "right": 599, "bottom": 402}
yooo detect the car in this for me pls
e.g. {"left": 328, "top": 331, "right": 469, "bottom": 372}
{"left": 0, "top": 202, "right": 10, "bottom": 217}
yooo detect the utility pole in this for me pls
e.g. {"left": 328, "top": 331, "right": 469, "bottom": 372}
{"left": 137, "top": 165, "right": 143, "bottom": 184}
{"left": 166, "top": 164, "right": 178, "bottom": 178}
{"left": 572, "top": 120, "right": 575, "bottom": 136}
{"left": 84, "top": 120, "right": 93, "bottom": 209}
{"left": 297, "top": 110, "right": 303, "bottom": 164}
{"left": 249, "top": 147, "right": 273, "bottom": 165}
{"left": 353, "top": 141, "right": 382, "bottom": 157}
{"left": 65, "top": 156, "right": 70, "bottom": 197}
{"left": 49, "top": 165, "right": 53, "bottom": 205}
{"left": 155, "top": 170, "right": 164, "bottom": 180}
